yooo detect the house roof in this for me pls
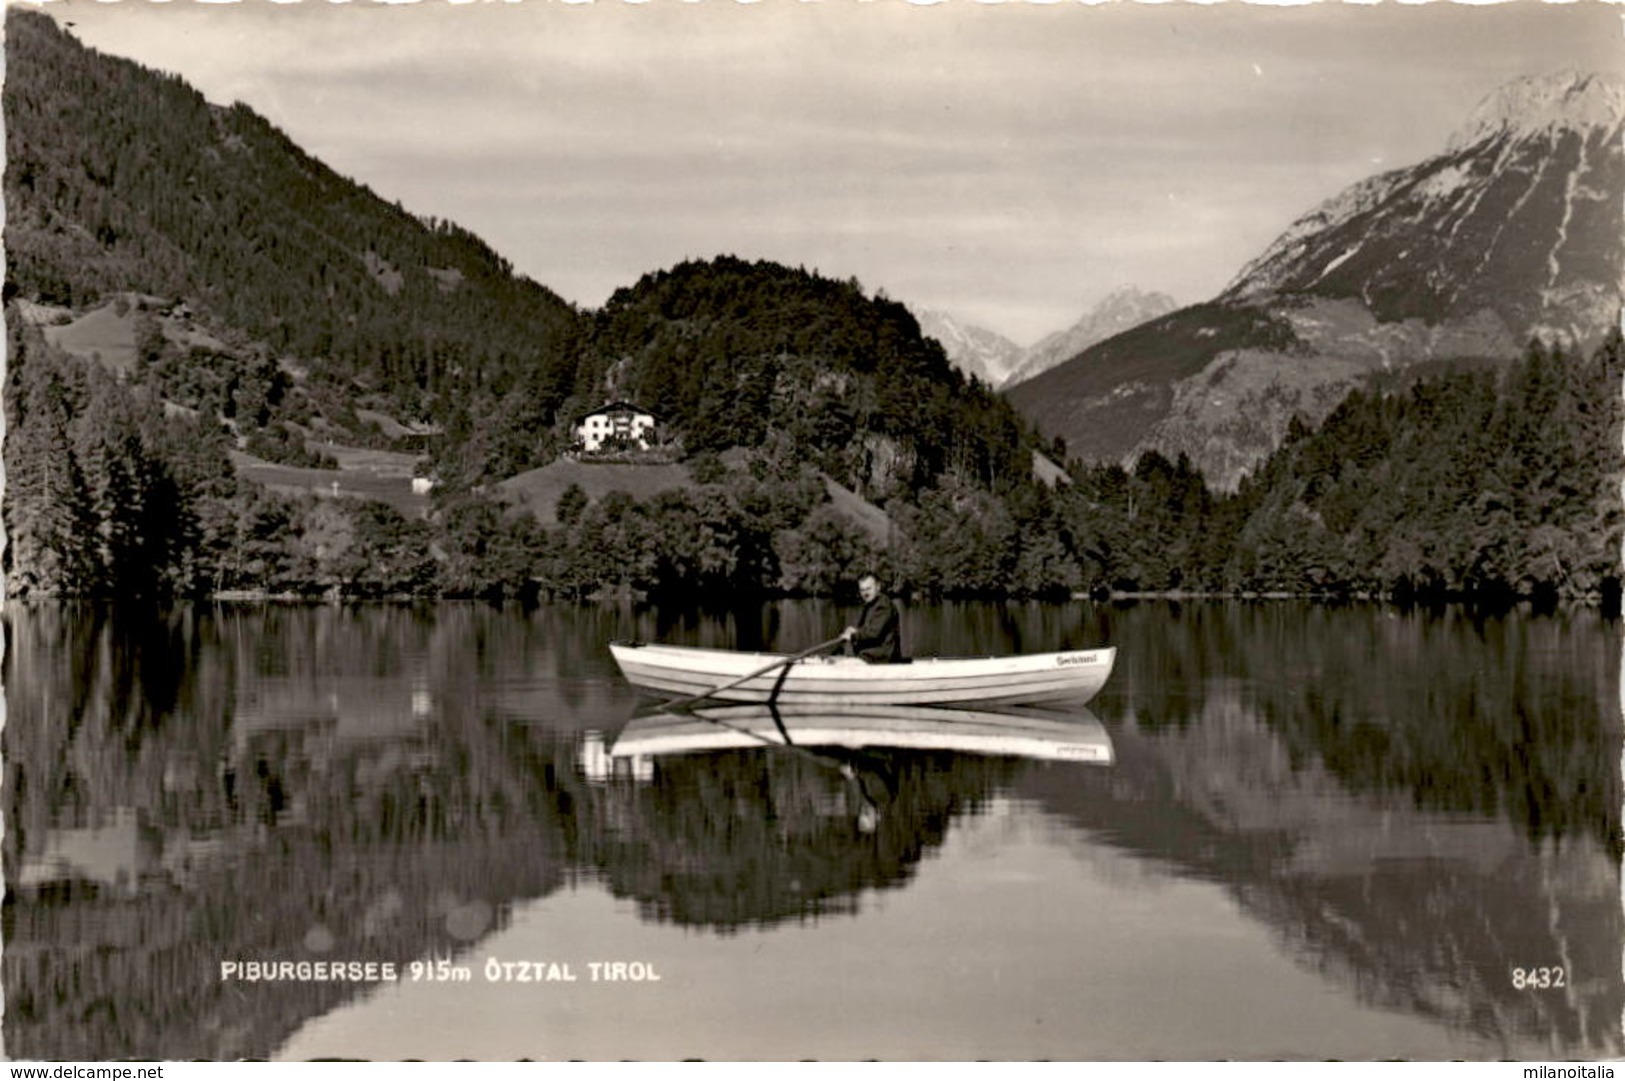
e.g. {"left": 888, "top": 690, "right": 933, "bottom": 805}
{"left": 579, "top": 400, "right": 658, "bottom": 421}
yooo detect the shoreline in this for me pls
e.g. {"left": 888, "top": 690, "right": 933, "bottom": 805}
{"left": 2, "top": 589, "right": 1611, "bottom": 611}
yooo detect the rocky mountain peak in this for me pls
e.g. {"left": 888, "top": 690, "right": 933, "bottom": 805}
{"left": 1002, "top": 286, "right": 1178, "bottom": 388}
{"left": 1221, "top": 68, "right": 1623, "bottom": 345}
{"left": 1089, "top": 283, "right": 1172, "bottom": 310}
{"left": 911, "top": 306, "right": 1025, "bottom": 386}
{"left": 1446, "top": 70, "right": 1625, "bottom": 152}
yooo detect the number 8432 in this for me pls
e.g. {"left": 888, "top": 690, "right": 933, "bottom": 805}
{"left": 1512, "top": 967, "right": 1566, "bottom": 990}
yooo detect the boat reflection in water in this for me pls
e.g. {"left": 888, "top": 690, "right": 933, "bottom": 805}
{"left": 561, "top": 704, "right": 1112, "bottom": 928}
{"left": 594, "top": 703, "right": 1112, "bottom": 833}
{"left": 609, "top": 703, "right": 1114, "bottom": 764}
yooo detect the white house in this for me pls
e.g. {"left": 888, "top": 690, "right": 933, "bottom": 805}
{"left": 577, "top": 401, "right": 657, "bottom": 452}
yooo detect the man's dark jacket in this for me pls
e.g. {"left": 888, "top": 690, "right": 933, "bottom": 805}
{"left": 851, "top": 594, "right": 903, "bottom": 663}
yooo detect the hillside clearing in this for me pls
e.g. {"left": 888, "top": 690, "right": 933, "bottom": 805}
{"left": 230, "top": 451, "right": 429, "bottom": 517}
{"left": 823, "top": 476, "right": 891, "bottom": 545}
{"left": 44, "top": 304, "right": 138, "bottom": 373}
{"left": 305, "top": 441, "right": 423, "bottom": 478}
{"left": 496, "top": 459, "right": 695, "bottom": 524}
{"left": 496, "top": 457, "right": 894, "bottom": 542}
{"left": 44, "top": 297, "right": 234, "bottom": 376}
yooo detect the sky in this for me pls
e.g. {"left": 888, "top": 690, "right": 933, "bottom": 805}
{"left": 31, "top": 0, "right": 1625, "bottom": 346}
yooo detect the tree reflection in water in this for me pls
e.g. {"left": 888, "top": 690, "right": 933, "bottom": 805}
{"left": 1028, "top": 602, "right": 1622, "bottom": 1058}
{"left": 4, "top": 604, "right": 575, "bottom": 1060}
{"left": 563, "top": 741, "right": 1013, "bottom": 930}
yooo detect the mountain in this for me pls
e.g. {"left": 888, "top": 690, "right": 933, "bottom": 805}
{"left": 1003, "top": 286, "right": 1179, "bottom": 388}
{"left": 4, "top": 8, "right": 585, "bottom": 441}
{"left": 1222, "top": 71, "right": 1624, "bottom": 344}
{"left": 912, "top": 287, "right": 1180, "bottom": 391}
{"left": 911, "top": 307, "right": 1025, "bottom": 386}
{"left": 1006, "top": 71, "right": 1625, "bottom": 489}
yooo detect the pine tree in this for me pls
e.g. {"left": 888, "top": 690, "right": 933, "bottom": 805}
{"left": 5, "top": 346, "right": 96, "bottom": 593}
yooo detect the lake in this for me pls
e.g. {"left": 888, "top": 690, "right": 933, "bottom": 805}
{"left": 4, "top": 600, "right": 1619, "bottom": 1061}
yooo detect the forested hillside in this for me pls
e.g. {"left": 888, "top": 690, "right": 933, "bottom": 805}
{"left": 1052, "top": 334, "right": 1623, "bottom": 603}
{"left": 570, "top": 258, "right": 1030, "bottom": 498}
{"left": 5, "top": 9, "right": 583, "bottom": 435}
{"left": 1227, "top": 337, "right": 1622, "bottom": 598}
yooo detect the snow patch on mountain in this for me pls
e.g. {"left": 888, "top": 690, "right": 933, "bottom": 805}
{"left": 1548, "top": 139, "right": 1587, "bottom": 291}
{"left": 1415, "top": 163, "right": 1473, "bottom": 203}
{"left": 1451, "top": 150, "right": 1557, "bottom": 312}
{"left": 1224, "top": 68, "right": 1622, "bottom": 346}
{"left": 1315, "top": 247, "right": 1360, "bottom": 283}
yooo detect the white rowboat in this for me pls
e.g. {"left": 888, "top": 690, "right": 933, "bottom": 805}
{"left": 607, "top": 641, "right": 1116, "bottom": 707}
{"left": 610, "top": 703, "right": 1114, "bottom": 764}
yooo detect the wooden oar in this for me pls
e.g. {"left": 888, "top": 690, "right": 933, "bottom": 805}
{"left": 656, "top": 634, "right": 847, "bottom": 712}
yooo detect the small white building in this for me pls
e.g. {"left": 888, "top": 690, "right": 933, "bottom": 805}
{"left": 577, "top": 401, "right": 657, "bottom": 452}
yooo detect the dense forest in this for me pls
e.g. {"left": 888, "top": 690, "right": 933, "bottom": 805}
{"left": 4, "top": 9, "right": 1620, "bottom": 606}
{"left": 1059, "top": 333, "right": 1624, "bottom": 604}
{"left": 8, "top": 300, "right": 1621, "bottom": 605}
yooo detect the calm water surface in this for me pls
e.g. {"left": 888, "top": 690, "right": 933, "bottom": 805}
{"left": 4, "top": 600, "right": 1619, "bottom": 1060}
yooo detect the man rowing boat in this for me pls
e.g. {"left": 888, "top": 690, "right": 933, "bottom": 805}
{"left": 840, "top": 573, "right": 903, "bottom": 664}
